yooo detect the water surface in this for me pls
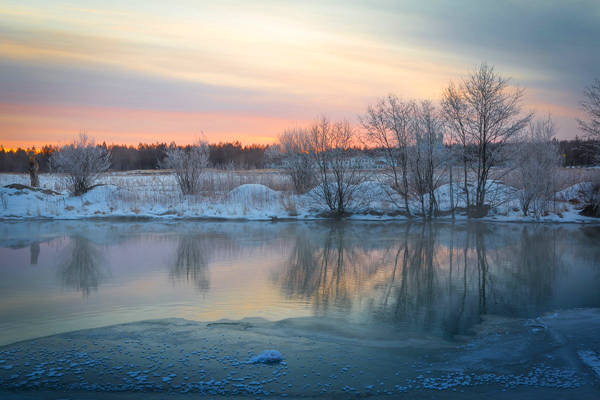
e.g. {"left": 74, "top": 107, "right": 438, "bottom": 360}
{"left": 1, "top": 220, "right": 599, "bottom": 346}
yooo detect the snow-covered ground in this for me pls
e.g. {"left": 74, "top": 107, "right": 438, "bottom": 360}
{"left": 0, "top": 171, "right": 598, "bottom": 223}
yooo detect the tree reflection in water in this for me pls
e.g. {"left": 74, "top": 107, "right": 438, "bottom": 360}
{"left": 170, "top": 235, "right": 210, "bottom": 292}
{"left": 29, "top": 242, "right": 40, "bottom": 265}
{"left": 277, "top": 223, "right": 379, "bottom": 314}
{"left": 59, "top": 236, "right": 105, "bottom": 297}
{"left": 276, "top": 222, "right": 580, "bottom": 339}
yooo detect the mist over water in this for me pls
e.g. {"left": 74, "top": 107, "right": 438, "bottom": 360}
{"left": 0, "top": 221, "right": 599, "bottom": 346}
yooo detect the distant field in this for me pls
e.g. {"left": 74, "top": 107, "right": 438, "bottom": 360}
{"left": 0, "top": 169, "right": 294, "bottom": 194}
{"left": 2, "top": 166, "right": 598, "bottom": 193}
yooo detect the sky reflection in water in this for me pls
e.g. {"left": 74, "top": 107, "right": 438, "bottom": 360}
{"left": 0, "top": 221, "right": 599, "bottom": 345}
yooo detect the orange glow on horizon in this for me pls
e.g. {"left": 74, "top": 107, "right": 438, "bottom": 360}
{"left": 0, "top": 102, "right": 300, "bottom": 148}
{"left": 0, "top": 1, "right": 592, "bottom": 146}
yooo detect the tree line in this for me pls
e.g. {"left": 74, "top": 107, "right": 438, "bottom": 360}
{"left": 5, "top": 63, "right": 600, "bottom": 217}
{"left": 274, "top": 64, "right": 600, "bottom": 217}
{"left": 1, "top": 136, "right": 598, "bottom": 174}
{"left": 0, "top": 141, "right": 270, "bottom": 173}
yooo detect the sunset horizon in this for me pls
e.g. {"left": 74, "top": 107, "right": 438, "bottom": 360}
{"left": 1, "top": 3, "right": 600, "bottom": 399}
{"left": 2, "top": 0, "right": 599, "bottom": 148}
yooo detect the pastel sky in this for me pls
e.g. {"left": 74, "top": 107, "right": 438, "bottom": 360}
{"left": 1, "top": 0, "right": 598, "bottom": 147}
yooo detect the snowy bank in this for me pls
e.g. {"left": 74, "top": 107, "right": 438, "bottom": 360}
{"left": 0, "top": 176, "right": 598, "bottom": 223}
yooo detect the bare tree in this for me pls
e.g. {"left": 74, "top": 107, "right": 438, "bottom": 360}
{"left": 310, "top": 117, "right": 364, "bottom": 216}
{"left": 407, "top": 101, "right": 446, "bottom": 218}
{"left": 161, "top": 141, "right": 210, "bottom": 195}
{"left": 514, "top": 116, "right": 561, "bottom": 216}
{"left": 361, "top": 95, "right": 413, "bottom": 215}
{"left": 573, "top": 79, "right": 600, "bottom": 217}
{"left": 445, "top": 141, "right": 462, "bottom": 219}
{"left": 578, "top": 78, "right": 600, "bottom": 139}
{"left": 442, "top": 82, "right": 473, "bottom": 209}
{"left": 278, "top": 127, "right": 316, "bottom": 193}
{"left": 442, "top": 63, "right": 532, "bottom": 215}
{"left": 50, "top": 133, "right": 111, "bottom": 195}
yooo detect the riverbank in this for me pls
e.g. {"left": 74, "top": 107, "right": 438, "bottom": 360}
{"left": 1, "top": 310, "right": 599, "bottom": 398}
{"left": 1, "top": 177, "right": 598, "bottom": 223}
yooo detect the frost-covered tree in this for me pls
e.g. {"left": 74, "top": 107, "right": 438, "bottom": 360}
{"left": 361, "top": 95, "right": 413, "bottom": 215}
{"left": 161, "top": 141, "right": 210, "bottom": 195}
{"left": 442, "top": 63, "right": 532, "bottom": 215}
{"left": 514, "top": 116, "right": 561, "bottom": 216}
{"left": 578, "top": 78, "right": 600, "bottom": 139}
{"left": 50, "top": 133, "right": 111, "bottom": 195}
{"left": 263, "top": 144, "right": 283, "bottom": 168}
{"left": 278, "top": 128, "right": 316, "bottom": 193}
{"left": 310, "top": 117, "right": 364, "bottom": 216}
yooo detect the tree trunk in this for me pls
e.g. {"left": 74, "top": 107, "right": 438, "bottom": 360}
{"left": 28, "top": 153, "right": 39, "bottom": 188}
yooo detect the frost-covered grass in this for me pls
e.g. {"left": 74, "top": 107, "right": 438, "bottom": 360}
{"left": 0, "top": 169, "right": 598, "bottom": 222}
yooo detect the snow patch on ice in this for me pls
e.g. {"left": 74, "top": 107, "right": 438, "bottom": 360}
{"left": 249, "top": 350, "right": 283, "bottom": 364}
{"left": 577, "top": 350, "right": 600, "bottom": 378}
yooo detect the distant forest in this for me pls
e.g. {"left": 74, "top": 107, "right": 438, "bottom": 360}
{"left": 0, "top": 138, "right": 598, "bottom": 173}
{"left": 0, "top": 142, "right": 269, "bottom": 172}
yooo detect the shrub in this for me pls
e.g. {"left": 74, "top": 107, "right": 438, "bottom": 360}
{"left": 50, "top": 133, "right": 111, "bottom": 196}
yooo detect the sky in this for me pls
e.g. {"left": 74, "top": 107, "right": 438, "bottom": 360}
{"left": 0, "top": 0, "right": 598, "bottom": 148}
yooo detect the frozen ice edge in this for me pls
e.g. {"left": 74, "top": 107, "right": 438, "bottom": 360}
{"left": 1, "top": 313, "right": 598, "bottom": 397}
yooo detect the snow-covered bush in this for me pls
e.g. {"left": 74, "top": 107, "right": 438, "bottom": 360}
{"left": 50, "top": 133, "right": 111, "bottom": 196}
{"left": 161, "top": 142, "right": 209, "bottom": 195}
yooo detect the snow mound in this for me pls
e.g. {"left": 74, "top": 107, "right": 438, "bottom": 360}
{"left": 227, "top": 184, "right": 279, "bottom": 200}
{"left": 354, "top": 180, "right": 394, "bottom": 199}
{"left": 79, "top": 184, "right": 120, "bottom": 201}
{"left": 249, "top": 350, "right": 283, "bottom": 364}
{"left": 305, "top": 180, "right": 402, "bottom": 213}
{"left": 556, "top": 182, "right": 591, "bottom": 202}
